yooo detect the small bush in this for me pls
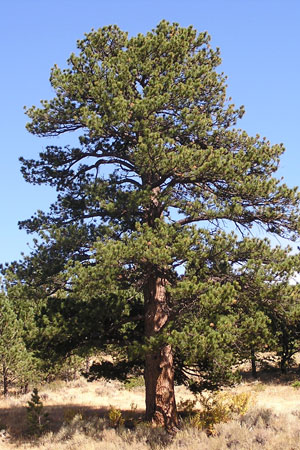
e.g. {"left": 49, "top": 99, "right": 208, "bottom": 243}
{"left": 291, "top": 380, "right": 300, "bottom": 389}
{"left": 189, "top": 394, "right": 229, "bottom": 435}
{"left": 188, "top": 391, "right": 252, "bottom": 435}
{"left": 108, "top": 406, "right": 124, "bottom": 428}
{"left": 220, "top": 391, "right": 252, "bottom": 416}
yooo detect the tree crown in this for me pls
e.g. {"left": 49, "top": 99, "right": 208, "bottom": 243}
{"left": 21, "top": 21, "right": 300, "bottom": 241}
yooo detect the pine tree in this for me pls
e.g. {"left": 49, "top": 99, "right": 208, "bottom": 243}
{"left": 19, "top": 21, "right": 300, "bottom": 429}
{"left": 0, "top": 292, "right": 34, "bottom": 396}
{"left": 26, "top": 388, "right": 49, "bottom": 436}
{"left": 228, "top": 239, "right": 300, "bottom": 376}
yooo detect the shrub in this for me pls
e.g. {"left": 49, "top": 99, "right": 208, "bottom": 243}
{"left": 188, "top": 391, "right": 252, "bottom": 435}
{"left": 291, "top": 380, "right": 300, "bottom": 389}
{"left": 220, "top": 391, "right": 252, "bottom": 416}
{"left": 108, "top": 406, "right": 124, "bottom": 428}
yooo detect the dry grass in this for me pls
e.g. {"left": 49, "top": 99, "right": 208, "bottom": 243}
{"left": 1, "top": 374, "right": 300, "bottom": 449}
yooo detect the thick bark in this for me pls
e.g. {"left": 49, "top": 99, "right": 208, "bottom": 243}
{"left": 144, "top": 273, "right": 178, "bottom": 431}
{"left": 142, "top": 186, "right": 178, "bottom": 430}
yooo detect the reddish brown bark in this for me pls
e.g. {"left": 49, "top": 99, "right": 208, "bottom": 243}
{"left": 142, "top": 186, "right": 178, "bottom": 430}
{"left": 144, "top": 273, "right": 178, "bottom": 431}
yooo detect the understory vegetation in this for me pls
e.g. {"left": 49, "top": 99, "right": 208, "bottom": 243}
{"left": 1, "top": 373, "right": 300, "bottom": 449}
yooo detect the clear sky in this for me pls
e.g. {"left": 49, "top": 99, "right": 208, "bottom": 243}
{"left": 1, "top": 0, "right": 300, "bottom": 264}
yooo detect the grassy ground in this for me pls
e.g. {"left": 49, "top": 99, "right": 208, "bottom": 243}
{"left": 1, "top": 371, "right": 300, "bottom": 449}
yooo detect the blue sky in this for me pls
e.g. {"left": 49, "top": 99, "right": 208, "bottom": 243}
{"left": 1, "top": 0, "right": 300, "bottom": 264}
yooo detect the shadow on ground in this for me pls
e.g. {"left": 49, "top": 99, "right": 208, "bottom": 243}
{"left": 240, "top": 365, "right": 300, "bottom": 385}
{"left": 0, "top": 403, "right": 145, "bottom": 441}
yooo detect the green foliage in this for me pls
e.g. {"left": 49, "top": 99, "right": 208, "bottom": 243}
{"left": 188, "top": 391, "right": 252, "bottom": 435}
{"left": 0, "top": 291, "right": 37, "bottom": 395}
{"left": 108, "top": 406, "right": 124, "bottom": 428}
{"left": 291, "top": 380, "right": 300, "bottom": 389}
{"left": 124, "top": 376, "right": 144, "bottom": 390}
{"left": 26, "top": 388, "right": 49, "bottom": 436}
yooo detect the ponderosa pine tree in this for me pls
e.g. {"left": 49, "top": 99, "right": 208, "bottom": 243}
{"left": 0, "top": 292, "right": 35, "bottom": 396}
{"left": 19, "top": 21, "right": 300, "bottom": 429}
{"left": 228, "top": 239, "right": 300, "bottom": 376}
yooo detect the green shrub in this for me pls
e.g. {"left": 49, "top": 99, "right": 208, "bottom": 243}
{"left": 188, "top": 391, "right": 252, "bottom": 435}
{"left": 108, "top": 406, "right": 124, "bottom": 428}
{"left": 291, "top": 380, "right": 300, "bottom": 389}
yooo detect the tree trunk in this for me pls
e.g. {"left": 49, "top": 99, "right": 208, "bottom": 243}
{"left": 144, "top": 273, "right": 178, "bottom": 431}
{"left": 250, "top": 348, "right": 257, "bottom": 379}
{"left": 280, "top": 353, "right": 288, "bottom": 374}
{"left": 2, "top": 364, "right": 8, "bottom": 397}
{"left": 280, "top": 330, "right": 289, "bottom": 374}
